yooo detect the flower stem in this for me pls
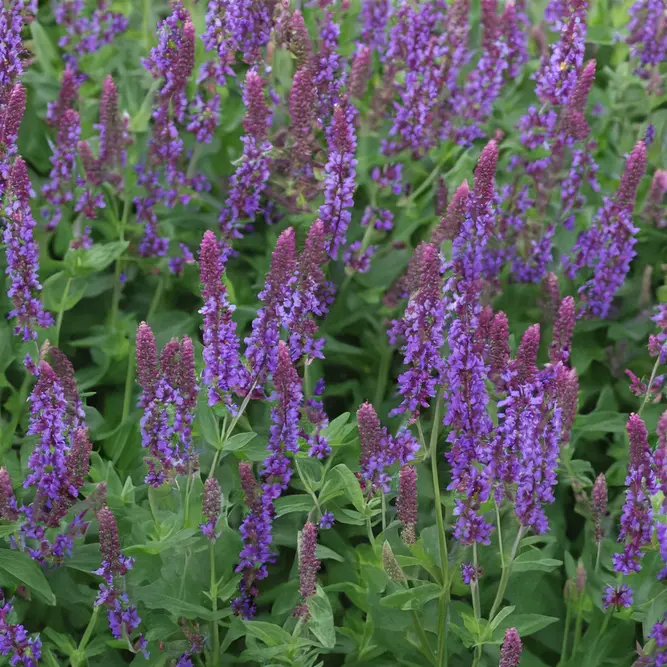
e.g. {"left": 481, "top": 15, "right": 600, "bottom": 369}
{"left": 488, "top": 526, "right": 525, "bottom": 622}
{"left": 429, "top": 387, "right": 448, "bottom": 667}
{"left": 571, "top": 596, "right": 584, "bottom": 658}
{"left": 55, "top": 277, "right": 72, "bottom": 347}
{"left": 472, "top": 543, "right": 482, "bottom": 667}
{"left": 494, "top": 500, "right": 505, "bottom": 571}
{"left": 71, "top": 605, "right": 100, "bottom": 666}
{"left": 411, "top": 610, "right": 437, "bottom": 667}
{"left": 639, "top": 355, "right": 661, "bottom": 416}
{"left": 121, "top": 352, "right": 135, "bottom": 423}
{"left": 558, "top": 598, "right": 572, "bottom": 667}
{"left": 146, "top": 275, "right": 165, "bottom": 323}
{"left": 209, "top": 540, "right": 220, "bottom": 666}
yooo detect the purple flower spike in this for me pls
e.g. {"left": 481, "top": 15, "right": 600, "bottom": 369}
{"left": 201, "top": 478, "right": 221, "bottom": 539}
{"left": 555, "top": 365, "right": 578, "bottom": 445}
{"left": 566, "top": 140, "right": 647, "bottom": 318}
{"left": 549, "top": 296, "right": 576, "bottom": 364}
{"left": 628, "top": 0, "right": 667, "bottom": 87}
{"left": 0, "top": 468, "right": 17, "bottom": 521}
{"left": 398, "top": 466, "right": 417, "bottom": 545}
{"left": 4, "top": 158, "right": 53, "bottom": 340}
{"left": 432, "top": 181, "right": 469, "bottom": 245}
{"left": 499, "top": 628, "right": 522, "bottom": 667}
{"left": 320, "top": 104, "right": 357, "bottom": 259}
{"left": 592, "top": 473, "right": 607, "bottom": 544}
{"left": 244, "top": 228, "right": 297, "bottom": 393}
{"left": 295, "top": 521, "right": 321, "bottom": 619}
{"left": 46, "top": 67, "right": 79, "bottom": 128}
{"left": 199, "top": 230, "right": 243, "bottom": 409}
{"left": 613, "top": 413, "right": 657, "bottom": 575}
{"left": 389, "top": 243, "right": 446, "bottom": 418}
{"left": 289, "top": 67, "right": 316, "bottom": 173}
{"left": 0, "top": 596, "right": 42, "bottom": 667}
{"left": 219, "top": 69, "right": 273, "bottom": 242}
{"left": 488, "top": 311, "right": 510, "bottom": 387}
{"left": 514, "top": 324, "right": 540, "bottom": 384}
{"left": 349, "top": 46, "right": 372, "bottom": 99}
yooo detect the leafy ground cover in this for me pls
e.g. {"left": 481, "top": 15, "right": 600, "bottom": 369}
{"left": 0, "top": 0, "right": 666, "bottom": 665}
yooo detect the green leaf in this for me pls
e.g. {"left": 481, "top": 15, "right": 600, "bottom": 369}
{"left": 512, "top": 552, "right": 563, "bottom": 573}
{"left": 316, "top": 544, "right": 344, "bottom": 562}
{"left": 274, "top": 495, "right": 314, "bottom": 517}
{"left": 135, "top": 582, "right": 231, "bottom": 621}
{"left": 43, "top": 273, "right": 87, "bottom": 312}
{"left": 490, "top": 614, "right": 559, "bottom": 643}
{"left": 243, "top": 620, "right": 292, "bottom": 647}
{"left": 328, "top": 464, "right": 365, "bottom": 513}
{"left": 380, "top": 583, "right": 441, "bottom": 610}
{"left": 489, "top": 606, "right": 515, "bottom": 633}
{"left": 307, "top": 586, "right": 336, "bottom": 648}
{"left": 573, "top": 411, "right": 627, "bottom": 434}
{"left": 222, "top": 431, "right": 257, "bottom": 452}
{"left": 30, "top": 22, "right": 58, "bottom": 76}
{"left": 197, "top": 395, "right": 220, "bottom": 447}
{"left": 80, "top": 241, "right": 130, "bottom": 273}
{"left": 130, "top": 79, "right": 160, "bottom": 132}
{"left": 0, "top": 549, "right": 56, "bottom": 605}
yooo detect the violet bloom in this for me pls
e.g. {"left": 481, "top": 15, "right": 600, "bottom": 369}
{"left": 42, "top": 108, "right": 81, "bottom": 230}
{"left": 313, "top": 12, "right": 345, "bottom": 117}
{"left": 320, "top": 104, "right": 357, "bottom": 259}
{"left": 362, "top": 207, "right": 394, "bottom": 232}
{"left": 349, "top": 46, "right": 372, "bottom": 99}
{"left": 136, "top": 324, "right": 199, "bottom": 485}
{"left": 244, "top": 228, "right": 297, "bottom": 393}
{"left": 294, "top": 521, "right": 321, "bottom": 618}
{"left": 371, "top": 163, "right": 403, "bottom": 195}
{"left": 54, "top": 0, "right": 127, "bottom": 62}
{"left": 398, "top": 465, "right": 417, "bottom": 544}
{"left": 361, "top": 0, "right": 391, "bottom": 51}
{"left": 432, "top": 181, "right": 469, "bottom": 245}
{"left": 304, "top": 378, "right": 331, "bottom": 459}
{"left": 549, "top": 295, "right": 576, "bottom": 364}
{"left": 234, "top": 342, "right": 303, "bottom": 618}
{"left": 0, "top": 1, "right": 31, "bottom": 89}
{"left": 499, "top": 628, "right": 522, "bottom": 667}
{"left": 201, "top": 478, "right": 221, "bottom": 539}
{"left": 613, "top": 413, "right": 657, "bottom": 574}
{"left": 627, "top": 0, "right": 667, "bottom": 87}
{"left": 644, "top": 169, "right": 667, "bottom": 227}
{"left": 319, "top": 511, "right": 334, "bottom": 529}
{"left": 444, "top": 141, "right": 498, "bottom": 545}
{"left": 219, "top": 69, "right": 272, "bottom": 242}
{"left": 289, "top": 67, "right": 316, "bottom": 175}
{"left": 651, "top": 612, "right": 667, "bottom": 666}
{"left": 343, "top": 242, "right": 375, "bottom": 274}
{"left": 199, "top": 230, "right": 243, "bottom": 409}
{"left": 488, "top": 311, "right": 510, "bottom": 388}
{"left": 602, "top": 584, "right": 632, "bottom": 610}
{"left": 3, "top": 157, "right": 53, "bottom": 340}
{"left": 566, "top": 141, "right": 647, "bottom": 318}
{"left": 0, "top": 82, "right": 26, "bottom": 195}
{"left": 137, "top": 4, "right": 199, "bottom": 257}
{"left": 289, "top": 219, "right": 333, "bottom": 361}
{"left": 93, "top": 507, "right": 147, "bottom": 655}
{"left": 389, "top": 243, "right": 446, "bottom": 418}
{"left": 0, "top": 596, "right": 41, "bottom": 667}
{"left": 0, "top": 468, "right": 17, "bottom": 521}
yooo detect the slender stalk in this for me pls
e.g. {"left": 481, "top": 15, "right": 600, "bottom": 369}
{"left": 186, "top": 144, "right": 203, "bottom": 181}
{"left": 428, "top": 387, "right": 448, "bottom": 667}
{"left": 209, "top": 540, "right": 220, "bottom": 666}
{"left": 558, "top": 599, "right": 573, "bottom": 667}
{"left": 146, "top": 276, "right": 165, "bottom": 322}
{"left": 110, "top": 260, "right": 123, "bottom": 330}
{"left": 381, "top": 494, "right": 387, "bottom": 533}
{"left": 121, "top": 352, "right": 135, "bottom": 423}
{"left": 411, "top": 610, "right": 437, "bottom": 667}
{"left": 1, "top": 372, "right": 32, "bottom": 454}
{"left": 295, "top": 458, "right": 321, "bottom": 513}
{"left": 55, "top": 277, "right": 72, "bottom": 347}
{"left": 472, "top": 544, "right": 482, "bottom": 667}
{"left": 494, "top": 500, "right": 505, "bottom": 570}
{"left": 639, "top": 355, "right": 661, "bottom": 416}
{"left": 366, "top": 514, "right": 375, "bottom": 545}
{"left": 571, "top": 596, "right": 584, "bottom": 658}
{"left": 71, "top": 605, "right": 101, "bottom": 666}
{"left": 595, "top": 541, "right": 602, "bottom": 575}
{"left": 488, "top": 527, "right": 525, "bottom": 622}
{"left": 373, "top": 346, "right": 392, "bottom": 408}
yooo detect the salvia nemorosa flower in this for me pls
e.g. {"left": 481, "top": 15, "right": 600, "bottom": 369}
{"left": 361, "top": 207, "right": 394, "bottom": 232}
{"left": 361, "top": 0, "right": 390, "bottom": 51}
{"left": 627, "top": 0, "right": 667, "bottom": 88}
{"left": 488, "top": 311, "right": 510, "bottom": 388}
{"left": 499, "top": 628, "right": 522, "bottom": 667}
{"left": 136, "top": 323, "right": 199, "bottom": 485}
{"left": 244, "top": 228, "right": 297, "bottom": 393}
{"left": 592, "top": 472, "right": 607, "bottom": 544}
{"left": 613, "top": 413, "right": 657, "bottom": 574}
{"left": 289, "top": 67, "right": 316, "bottom": 175}
{"left": 313, "top": 12, "right": 345, "bottom": 117}
{"left": 602, "top": 583, "right": 633, "bottom": 610}
{"left": 320, "top": 104, "right": 357, "bottom": 259}
{"left": 432, "top": 181, "right": 469, "bottom": 245}
{"left": 234, "top": 342, "right": 303, "bottom": 618}
{"left": 137, "top": 3, "right": 200, "bottom": 257}
{"left": 287, "top": 10, "right": 312, "bottom": 68}
{"left": 445, "top": 141, "right": 498, "bottom": 545}
{"left": 0, "top": 1, "right": 32, "bottom": 90}
{"left": 199, "top": 230, "right": 243, "bottom": 409}
{"left": 644, "top": 169, "right": 667, "bottom": 227}
{"left": 357, "top": 402, "right": 389, "bottom": 495}
{"left": 319, "top": 511, "right": 334, "bottom": 529}
{"left": 549, "top": 296, "right": 576, "bottom": 364}
{"left": 349, "top": 46, "right": 371, "bottom": 99}
{"left": 398, "top": 465, "right": 417, "bottom": 545}
{"left": 201, "top": 478, "right": 221, "bottom": 539}
{"left": 295, "top": 521, "right": 321, "bottom": 619}
{"left": 371, "top": 163, "right": 403, "bottom": 195}
{"left": 0, "top": 82, "right": 25, "bottom": 193}
{"left": 54, "top": 0, "right": 128, "bottom": 61}
{"left": 566, "top": 140, "right": 647, "bottom": 318}
{"left": 0, "top": 595, "right": 41, "bottom": 667}
{"left": 94, "top": 507, "right": 147, "bottom": 656}
{"left": 650, "top": 611, "right": 667, "bottom": 666}
{"left": 219, "top": 69, "right": 272, "bottom": 242}
{"left": 289, "top": 219, "right": 333, "bottom": 362}
{"left": 4, "top": 157, "right": 53, "bottom": 340}
{"left": 555, "top": 364, "right": 578, "bottom": 446}
{"left": 0, "top": 469, "right": 17, "bottom": 521}
{"left": 343, "top": 241, "right": 375, "bottom": 274}
{"left": 389, "top": 243, "right": 446, "bottom": 417}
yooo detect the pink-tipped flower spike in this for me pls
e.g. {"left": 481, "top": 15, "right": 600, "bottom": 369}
{"left": 201, "top": 478, "right": 221, "bottom": 539}
{"left": 398, "top": 466, "right": 418, "bottom": 544}
{"left": 644, "top": 169, "right": 667, "bottom": 226}
{"left": 199, "top": 230, "right": 243, "bottom": 409}
{"left": 432, "top": 180, "right": 470, "bottom": 245}
{"left": 613, "top": 413, "right": 657, "bottom": 574}
{"left": 289, "top": 67, "right": 316, "bottom": 172}
{"left": 349, "top": 46, "right": 372, "bottom": 99}
{"left": 555, "top": 365, "right": 578, "bottom": 446}
{"left": 0, "top": 468, "right": 18, "bottom": 521}
{"left": 473, "top": 139, "right": 498, "bottom": 214}
{"left": 0, "top": 83, "right": 25, "bottom": 152}
{"left": 98, "top": 75, "right": 123, "bottom": 173}
{"left": 616, "top": 140, "right": 648, "bottom": 212}
{"left": 289, "top": 10, "right": 313, "bottom": 68}
{"left": 565, "top": 60, "right": 596, "bottom": 140}
{"left": 499, "top": 628, "right": 522, "bottom": 667}
{"left": 549, "top": 296, "right": 576, "bottom": 364}
{"left": 542, "top": 272, "right": 561, "bottom": 321}
{"left": 514, "top": 324, "right": 540, "bottom": 384}
{"left": 488, "top": 311, "right": 510, "bottom": 387}
{"left": 46, "top": 67, "right": 78, "bottom": 128}
{"left": 136, "top": 322, "right": 159, "bottom": 405}
{"left": 592, "top": 473, "right": 607, "bottom": 544}
{"left": 295, "top": 522, "right": 321, "bottom": 618}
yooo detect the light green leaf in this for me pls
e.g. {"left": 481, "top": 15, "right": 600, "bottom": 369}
{"left": 380, "top": 583, "right": 441, "bottom": 610}
{"left": 512, "top": 552, "right": 563, "bottom": 573}
{"left": 307, "top": 586, "right": 336, "bottom": 648}
{"left": 222, "top": 432, "right": 257, "bottom": 452}
{"left": 243, "top": 620, "right": 292, "bottom": 647}
{"left": 0, "top": 549, "right": 56, "bottom": 605}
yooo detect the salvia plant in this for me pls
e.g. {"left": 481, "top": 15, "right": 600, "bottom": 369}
{"left": 0, "top": 0, "right": 666, "bottom": 665}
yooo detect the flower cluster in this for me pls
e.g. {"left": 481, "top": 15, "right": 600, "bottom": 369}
{"left": 295, "top": 521, "right": 321, "bottom": 618}
{"left": 0, "top": 595, "right": 41, "bottom": 667}
{"left": 136, "top": 323, "right": 199, "bottom": 486}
